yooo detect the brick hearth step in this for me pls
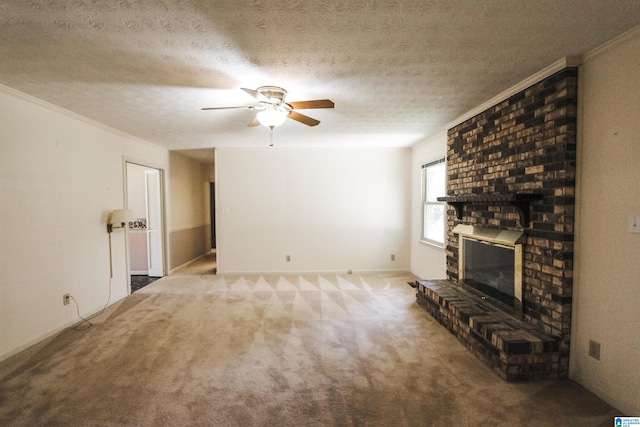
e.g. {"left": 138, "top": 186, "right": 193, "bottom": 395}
{"left": 416, "top": 279, "right": 559, "bottom": 381}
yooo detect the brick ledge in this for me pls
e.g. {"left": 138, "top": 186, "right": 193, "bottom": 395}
{"left": 416, "top": 279, "right": 560, "bottom": 381}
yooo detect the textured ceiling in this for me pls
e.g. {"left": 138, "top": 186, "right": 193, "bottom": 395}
{"left": 1, "top": 1, "right": 639, "bottom": 154}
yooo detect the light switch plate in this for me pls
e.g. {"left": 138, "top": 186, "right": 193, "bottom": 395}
{"left": 629, "top": 214, "right": 640, "bottom": 234}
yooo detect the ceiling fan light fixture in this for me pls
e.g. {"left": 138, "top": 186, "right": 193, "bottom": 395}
{"left": 202, "top": 86, "right": 333, "bottom": 128}
{"left": 256, "top": 107, "right": 288, "bottom": 128}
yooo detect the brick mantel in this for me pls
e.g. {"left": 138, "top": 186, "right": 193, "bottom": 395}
{"left": 438, "top": 193, "right": 544, "bottom": 226}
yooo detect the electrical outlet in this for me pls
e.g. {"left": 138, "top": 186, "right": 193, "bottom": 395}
{"left": 629, "top": 214, "right": 640, "bottom": 234}
{"left": 588, "top": 340, "right": 600, "bottom": 360}
{"left": 390, "top": 254, "right": 396, "bottom": 261}
{"left": 63, "top": 294, "right": 70, "bottom": 306}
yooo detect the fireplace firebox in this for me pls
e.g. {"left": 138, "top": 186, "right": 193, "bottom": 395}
{"left": 453, "top": 224, "right": 524, "bottom": 318}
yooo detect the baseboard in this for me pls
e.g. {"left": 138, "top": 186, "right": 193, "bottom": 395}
{"left": 215, "top": 268, "right": 412, "bottom": 275}
{"left": 569, "top": 375, "right": 636, "bottom": 416}
{"left": 130, "top": 270, "right": 148, "bottom": 275}
{"left": 168, "top": 252, "right": 211, "bottom": 275}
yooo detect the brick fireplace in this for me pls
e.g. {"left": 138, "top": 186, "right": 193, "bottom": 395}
{"left": 417, "top": 67, "right": 577, "bottom": 380}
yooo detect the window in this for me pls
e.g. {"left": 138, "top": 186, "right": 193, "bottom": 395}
{"left": 421, "top": 158, "right": 446, "bottom": 247}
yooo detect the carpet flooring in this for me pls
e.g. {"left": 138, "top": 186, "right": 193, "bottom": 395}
{"left": 0, "top": 273, "right": 619, "bottom": 426}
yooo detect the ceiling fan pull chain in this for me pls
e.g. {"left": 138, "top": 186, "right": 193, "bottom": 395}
{"left": 269, "top": 126, "right": 274, "bottom": 147}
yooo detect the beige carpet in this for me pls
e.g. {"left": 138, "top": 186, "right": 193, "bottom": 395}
{"left": 0, "top": 273, "right": 618, "bottom": 426}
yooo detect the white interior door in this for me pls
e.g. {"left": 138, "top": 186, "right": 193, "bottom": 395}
{"left": 145, "top": 169, "right": 164, "bottom": 277}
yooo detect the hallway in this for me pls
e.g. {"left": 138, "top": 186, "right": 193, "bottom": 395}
{"left": 131, "top": 252, "right": 217, "bottom": 292}
{"left": 171, "top": 251, "right": 217, "bottom": 276}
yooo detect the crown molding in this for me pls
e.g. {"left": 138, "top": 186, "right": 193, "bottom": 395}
{"left": 446, "top": 56, "right": 581, "bottom": 130}
{"left": 582, "top": 25, "right": 640, "bottom": 62}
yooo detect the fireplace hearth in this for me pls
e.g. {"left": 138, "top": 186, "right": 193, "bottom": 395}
{"left": 415, "top": 279, "right": 559, "bottom": 381}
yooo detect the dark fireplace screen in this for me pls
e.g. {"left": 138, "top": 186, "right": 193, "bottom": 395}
{"left": 462, "top": 238, "right": 515, "bottom": 308}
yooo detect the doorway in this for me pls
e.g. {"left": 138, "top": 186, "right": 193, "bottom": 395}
{"left": 126, "top": 162, "right": 166, "bottom": 293}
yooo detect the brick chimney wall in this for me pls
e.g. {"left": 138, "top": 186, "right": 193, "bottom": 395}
{"left": 445, "top": 68, "right": 578, "bottom": 377}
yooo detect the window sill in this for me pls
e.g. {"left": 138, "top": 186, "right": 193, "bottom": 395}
{"left": 419, "top": 239, "right": 445, "bottom": 250}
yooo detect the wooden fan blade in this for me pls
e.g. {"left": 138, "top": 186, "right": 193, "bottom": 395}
{"left": 288, "top": 99, "right": 334, "bottom": 109}
{"left": 201, "top": 106, "right": 255, "bottom": 111}
{"left": 247, "top": 117, "right": 260, "bottom": 127}
{"left": 241, "top": 87, "right": 268, "bottom": 102}
{"left": 288, "top": 111, "right": 320, "bottom": 127}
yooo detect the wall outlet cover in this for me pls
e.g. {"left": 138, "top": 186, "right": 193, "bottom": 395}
{"left": 629, "top": 214, "right": 640, "bottom": 234}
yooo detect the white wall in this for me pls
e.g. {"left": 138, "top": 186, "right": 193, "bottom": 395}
{"left": 410, "top": 132, "right": 448, "bottom": 280}
{"left": 215, "top": 147, "right": 411, "bottom": 274}
{"left": 570, "top": 28, "right": 640, "bottom": 415}
{"left": 0, "top": 85, "right": 167, "bottom": 361}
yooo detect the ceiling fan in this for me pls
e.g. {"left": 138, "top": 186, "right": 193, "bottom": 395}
{"left": 201, "top": 86, "right": 334, "bottom": 128}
